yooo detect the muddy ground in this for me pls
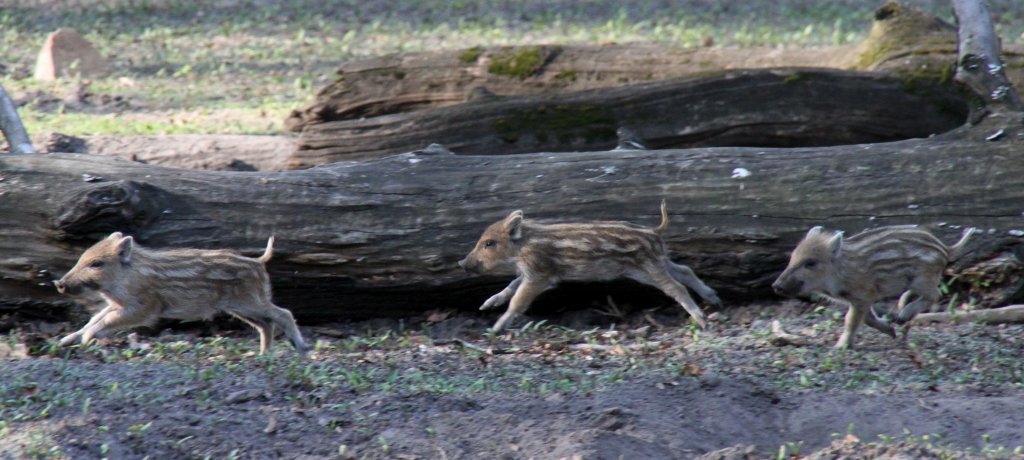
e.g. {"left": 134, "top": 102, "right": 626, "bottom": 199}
{"left": 2, "top": 301, "right": 1023, "bottom": 459}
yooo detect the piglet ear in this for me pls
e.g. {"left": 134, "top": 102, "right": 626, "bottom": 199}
{"left": 827, "top": 231, "right": 844, "bottom": 259}
{"left": 506, "top": 210, "right": 524, "bottom": 241}
{"left": 107, "top": 231, "right": 124, "bottom": 240}
{"left": 117, "top": 236, "right": 134, "bottom": 263}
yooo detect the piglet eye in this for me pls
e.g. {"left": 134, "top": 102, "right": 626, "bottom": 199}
{"left": 484, "top": 240, "right": 496, "bottom": 248}
{"left": 89, "top": 260, "right": 105, "bottom": 269}
{"left": 803, "top": 259, "right": 818, "bottom": 269}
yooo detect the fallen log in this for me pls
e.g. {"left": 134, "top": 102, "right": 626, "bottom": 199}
{"left": 285, "top": 1, "right": 1024, "bottom": 131}
{"left": 1, "top": 133, "right": 1021, "bottom": 321}
{"left": 284, "top": 43, "right": 857, "bottom": 130}
{"left": 288, "top": 68, "right": 967, "bottom": 167}
{"left": 1, "top": 0, "right": 1021, "bottom": 324}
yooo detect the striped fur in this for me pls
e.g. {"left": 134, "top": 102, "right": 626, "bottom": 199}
{"left": 773, "top": 225, "right": 975, "bottom": 349}
{"left": 54, "top": 232, "right": 308, "bottom": 356}
{"left": 459, "top": 202, "right": 719, "bottom": 332}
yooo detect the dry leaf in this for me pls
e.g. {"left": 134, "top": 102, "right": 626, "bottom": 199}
{"left": 908, "top": 350, "right": 925, "bottom": 369}
{"left": 426, "top": 309, "right": 453, "bottom": 323}
{"left": 682, "top": 363, "right": 704, "bottom": 376}
{"left": 263, "top": 414, "right": 278, "bottom": 434}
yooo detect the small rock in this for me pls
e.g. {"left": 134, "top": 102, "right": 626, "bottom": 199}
{"left": 698, "top": 372, "right": 723, "bottom": 389}
{"left": 34, "top": 28, "right": 111, "bottom": 81}
{"left": 628, "top": 325, "right": 651, "bottom": 338}
{"left": 224, "top": 389, "right": 264, "bottom": 404}
{"left": 316, "top": 413, "right": 349, "bottom": 428}
{"left": 593, "top": 407, "right": 635, "bottom": 431}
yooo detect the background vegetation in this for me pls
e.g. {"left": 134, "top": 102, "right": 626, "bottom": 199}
{"left": 1, "top": 0, "right": 1022, "bottom": 136}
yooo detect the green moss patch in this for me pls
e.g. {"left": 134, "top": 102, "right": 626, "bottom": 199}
{"left": 459, "top": 46, "right": 483, "bottom": 64}
{"left": 492, "top": 104, "right": 616, "bottom": 144}
{"left": 487, "top": 46, "right": 557, "bottom": 79}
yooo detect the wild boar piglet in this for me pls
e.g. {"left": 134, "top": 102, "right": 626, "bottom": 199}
{"left": 772, "top": 225, "right": 974, "bottom": 349}
{"left": 459, "top": 201, "right": 721, "bottom": 332}
{"left": 54, "top": 232, "right": 308, "bottom": 355}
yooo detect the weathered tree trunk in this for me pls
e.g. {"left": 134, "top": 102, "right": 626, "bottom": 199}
{"left": 288, "top": 68, "right": 967, "bottom": 168}
{"left": 284, "top": 1, "right": 1024, "bottom": 131}
{"left": 283, "top": 43, "right": 857, "bottom": 130}
{"left": 1, "top": 137, "right": 1021, "bottom": 321}
{"left": 2, "top": 0, "right": 1021, "bottom": 324}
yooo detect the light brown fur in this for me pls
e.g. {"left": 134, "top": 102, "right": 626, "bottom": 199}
{"left": 54, "top": 232, "right": 308, "bottom": 355}
{"left": 772, "top": 225, "right": 974, "bottom": 349}
{"left": 459, "top": 201, "right": 720, "bottom": 332}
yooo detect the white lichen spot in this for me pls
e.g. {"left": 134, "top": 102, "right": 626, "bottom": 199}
{"left": 408, "top": 158, "right": 422, "bottom": 164}
{"left": 988, "top": 228, "right": 997, "bottom": 235}
{"left": 1008, "top": 229, "right": 1024, "bottom": 237}
{"left": 907, "top": 204, "right": 920, "bottom": 209}
{"left": 868, "top": 216, "right": 877, "bottom": 221}
{"left": 731, "top": 167, "right": 751, "bottom": 179}
{"left": 585, "top": 166, "right": 617, "bottom": 182}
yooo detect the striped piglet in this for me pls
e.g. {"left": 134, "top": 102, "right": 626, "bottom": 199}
{"left": 459, "top": 202, "right": 721, "bottom": 332}
{"left": 772, "top": 225, "right": 974, "bottom": 349}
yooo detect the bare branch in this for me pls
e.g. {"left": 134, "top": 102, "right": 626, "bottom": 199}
{"left": 912, "top": 305, "right": 1024, "bottom": 325}
{"left": 0, "top": 83, "right": 34, "bottom": 154}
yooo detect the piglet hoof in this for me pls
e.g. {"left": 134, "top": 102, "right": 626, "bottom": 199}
{"left": 58, "top": 333, "right": 80, "bottom": 347}
{"left": 703, "top": 291, "right": 723, "bottom": 307}
{"left": 480, "top": 294, "right": 507, "bottom": 311}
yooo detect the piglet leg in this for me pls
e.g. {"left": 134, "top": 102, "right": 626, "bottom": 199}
{"left": 491, "top": 277, "right": 549, "bottom": 332}
{"left": 59, "top": 304, "right": 116, "bottom": 346}
{"left": 481, "top": 276, "right": 523, "bottom": 311}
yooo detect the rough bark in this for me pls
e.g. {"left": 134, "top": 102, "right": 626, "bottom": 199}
{"left": 0, "top": 82, "right": 35, "bottom": 154}
{"left": 284, "top": 1, "right": 1024, "bottom": 131}
{"left": 1, "top": 139, "right": 1021, "bottom": 321}
{"left": 288, "top": 68, "right": 968, "bottom": 168}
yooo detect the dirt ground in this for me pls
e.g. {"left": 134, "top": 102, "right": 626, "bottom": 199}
{"left": 2, "top": 301, "right": 1023, "bottom": 459}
